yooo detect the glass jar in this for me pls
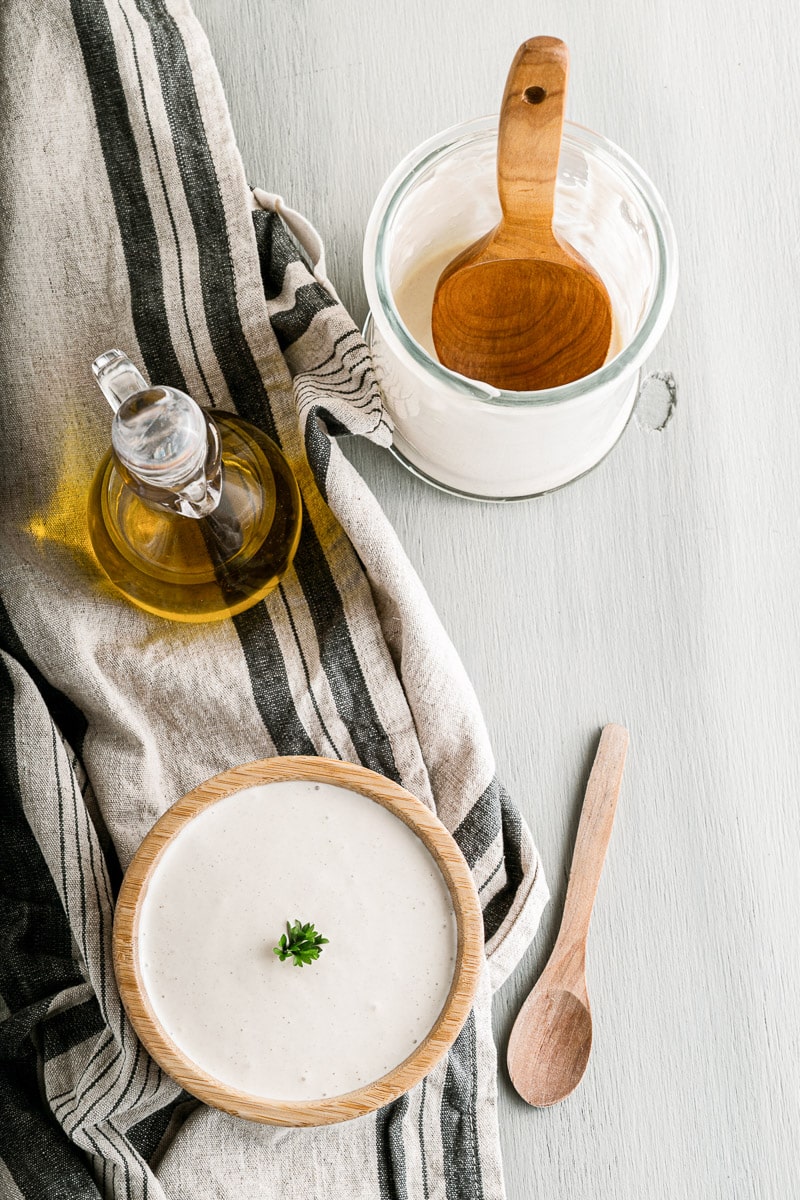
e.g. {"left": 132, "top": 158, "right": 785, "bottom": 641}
{"left": 363, "top": 116, "right": 678, "bottom": 500}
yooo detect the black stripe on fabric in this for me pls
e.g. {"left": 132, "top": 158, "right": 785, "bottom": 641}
{"left": 51, "top": 686, "right": 127, "bottom": 1130}
{"left": 132, "top": 0, "right": 280, "bottom": 442}
{"left": 375, "top": 1094, "right": 410, "bottom": 1200}
{"left": 418, "top": 1076, "right": 430, "bottom": 1200}
{"left": 0, "top": 599, "right": 87, "bottom": 758}
{"left": 304, "top": 413, "right": 332, "bottom": 502}
{"left": 127, "top": 1092, "right": 197, "bottom": 1167}
{"left": 276, "top": 586, "right": 342, "bottom": 759}
{"left": 269, "top": 283, "right": 338, "bottom": 353}
{"left": 53, "top": 723, "right": 71, "bottom": 942}
{"left": 251, "top": 209, "right": 339, "bottom": 350}
{"left": 0, "top": 656, "right": 100, "bottom": 1196}
{"left": 0, "top": 998, "right": 50, "bottom": 1061}
{"left": 452, "top": 780, "right": 503, "bottom": 869}
{"left": 0, "top": 722, "right": 87, "bottom": 1019}
{"left": 290, "top": 527, "right": 401, "bottom": 781}
{"left": 95, "top": 1126, "right": 129, "bottom": 1200}
{"left": 231, "top": 605, "right": 317, "bottom": 756}
{"left": 481, "top": 792, "right": 526, "bottom": 945}
{"left": 0, "top": 1065, "right": 101, "bottom": 1200}
{"left": 252, "top": 208, "right": 295, "bottom": 302}
{"left": 115, "top": 0, "right": 214, "bottom": 406}
{"left": 69, "top": 0, "right": 187, "bottom": 390}
{"left": 296, "top": 344, "right": 372, "bottom": 386}
{"left": 42, "top": 997, "right": 106, "bottom": 1062}
{"left": 440, "top": 1013, "right": 484, "bottom": 1200}
{"left": 74, "top": 753, "right": 124, "bottom": 905}
{"left": 79, "top": 780, "right": 111, "bottom": 1023}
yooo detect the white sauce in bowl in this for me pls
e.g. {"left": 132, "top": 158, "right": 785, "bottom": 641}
{"left": 137, "top": 781, "right": 457, "bottom": 1101}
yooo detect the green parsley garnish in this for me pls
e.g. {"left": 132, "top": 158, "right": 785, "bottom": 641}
{"left": 273, "top": 919, "right": 329, "bottom": 968}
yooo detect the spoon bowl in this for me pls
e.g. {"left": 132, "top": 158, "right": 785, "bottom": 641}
{"left": 431, "top": 37, "right": 612, "bottom": 391}
{"left": 433, "top": 257, "right": 612, "bottom": 390}
{"left": 508, "top": 982, "right": 593, "bottom": 1107}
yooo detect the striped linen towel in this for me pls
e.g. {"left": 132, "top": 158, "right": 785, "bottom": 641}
{"left": 0, "top": 1, "right": 549, "bottom": 1197}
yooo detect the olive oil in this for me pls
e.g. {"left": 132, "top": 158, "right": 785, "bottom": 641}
{"left": 88, "top": 351, "right": 301, "bottom": 622}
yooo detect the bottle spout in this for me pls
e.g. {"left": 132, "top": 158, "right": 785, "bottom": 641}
{"left": 92, "top": 349, "right": 149, "bottom": 412}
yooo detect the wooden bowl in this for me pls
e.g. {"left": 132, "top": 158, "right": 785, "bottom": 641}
{"left": 113, "top": 756, "right": 483, "bottom": 1126}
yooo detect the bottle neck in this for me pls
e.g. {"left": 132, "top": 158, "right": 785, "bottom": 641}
{"left": 92, "top": 350, "right": 222, "bottom": 519}
{"left": 112, "top": 405, "right": 223, "bottom": 519}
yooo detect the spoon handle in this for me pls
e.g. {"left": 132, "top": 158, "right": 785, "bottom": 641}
{"left": 495, "top": 36, "right": 569, "bottom": 249}
{"left": 554, "top": 724, "right": 629, "bottom": 966}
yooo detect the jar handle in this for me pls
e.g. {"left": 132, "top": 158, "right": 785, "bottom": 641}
{"left": 634, "top": 371, "right": 677, "bottom": 432}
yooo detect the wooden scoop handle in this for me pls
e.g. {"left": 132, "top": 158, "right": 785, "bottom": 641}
{"left": 495, "top": 36, "right": 569, "bottom": 252}
{"left": 553, "top": 723, "right": 629, "bottom": 971}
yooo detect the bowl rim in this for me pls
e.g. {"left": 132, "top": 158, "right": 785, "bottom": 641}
{"left": 363, "top": 114, "right": 679, "bottom": 408}
{"left": 112, "top": 756, "right": 484, "bottom": 1127}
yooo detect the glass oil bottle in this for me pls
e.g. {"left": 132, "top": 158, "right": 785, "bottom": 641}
{"left": 87, "top": 350, "right": 302, "bottom": 622}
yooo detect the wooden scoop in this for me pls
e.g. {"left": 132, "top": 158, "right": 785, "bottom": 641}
{"left": 507, "top": 723, "right": 629, "bottom": 1106}
{"left": 431, "top": 37, "right": 612, "bottom": 391}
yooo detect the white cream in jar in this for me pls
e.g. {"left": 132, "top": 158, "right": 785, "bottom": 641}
{"left": 363, "top": 118, "right": 677, "bottom": 499}
{"left": 137, "top": 781, "right": 457, "bottom": 1101}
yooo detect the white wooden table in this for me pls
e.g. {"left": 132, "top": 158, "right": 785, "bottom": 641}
{"left": 193, "top": 2, "right": 799, "bottom": 1195}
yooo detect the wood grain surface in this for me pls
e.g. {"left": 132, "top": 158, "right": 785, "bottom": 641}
{"left": 113, "top": 757, "right": 483, "bottom": 1126}
{"left": 192, "top": 0, "right": 799, "bottom": 1194}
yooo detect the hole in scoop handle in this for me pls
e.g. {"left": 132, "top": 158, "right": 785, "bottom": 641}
{"left": 496, "top": 36, "right": 569, "bottom": 246}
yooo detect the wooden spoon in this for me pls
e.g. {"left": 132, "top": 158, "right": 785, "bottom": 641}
{"left": 431, "top": 37, "right": 612, "bottom": 391}
{"left": 507, "top": 723, "right": 629, "bottom": 1106}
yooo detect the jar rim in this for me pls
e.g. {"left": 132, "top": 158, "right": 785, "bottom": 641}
{"left": 363, "top": 115, "right": 678, "bottom": 408}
